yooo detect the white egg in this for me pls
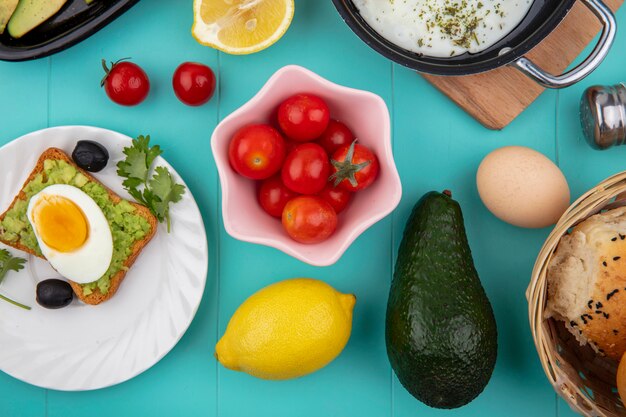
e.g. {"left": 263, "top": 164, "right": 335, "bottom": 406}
{"left": 477, "top": 146, "right": 571, "bottom": 228}
{"left": 27, "top": 184, "right": 113, "bottom": 284}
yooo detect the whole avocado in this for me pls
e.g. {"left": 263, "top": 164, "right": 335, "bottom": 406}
{"left": 386, "top": 191, "right": 497, "bottom": 409}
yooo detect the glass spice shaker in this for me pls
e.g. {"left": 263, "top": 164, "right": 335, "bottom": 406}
{"left": 580, "top": 83, "right": 626, "bottom": 150}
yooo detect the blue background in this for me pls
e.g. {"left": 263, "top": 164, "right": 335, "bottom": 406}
{"left": 0, "top": 0, "right": 625, "bottom": 416}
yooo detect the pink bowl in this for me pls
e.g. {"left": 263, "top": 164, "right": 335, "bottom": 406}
{"left": 211, "top": 65, "right": 402, "bottom": 266}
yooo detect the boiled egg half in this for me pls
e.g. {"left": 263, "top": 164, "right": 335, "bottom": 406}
{"left": 27, "top": 184, "right": 113, "bottom": 284}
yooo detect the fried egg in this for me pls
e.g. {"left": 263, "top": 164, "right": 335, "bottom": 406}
{"left": 27, "top": 184, "right": 113, "bottom": 284}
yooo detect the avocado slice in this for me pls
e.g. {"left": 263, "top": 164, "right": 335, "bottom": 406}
{"left": 7, "top": 0, "right": 67, "bottom": 39}
{"left": 386, "top": 191, "right": 498, "bottom": 409}
{"left": 0, "top": 0, "right": 19, "bottom": 34}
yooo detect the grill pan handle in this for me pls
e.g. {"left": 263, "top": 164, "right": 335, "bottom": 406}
{"left": 511, "top": 0, "right": 616, "bottom": 89}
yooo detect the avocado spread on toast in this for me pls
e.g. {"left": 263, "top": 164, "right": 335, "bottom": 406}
{"left": 0, "top": 159, "right": 150, "bottom": 295}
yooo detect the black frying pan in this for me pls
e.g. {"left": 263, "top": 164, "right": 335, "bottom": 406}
{"left": 332, "top": 0, "right": 617, "bottom": 88}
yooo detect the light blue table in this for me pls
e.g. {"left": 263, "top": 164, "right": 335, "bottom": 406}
{"left": 0, "top": 1, "right": 624, "bottom": 416}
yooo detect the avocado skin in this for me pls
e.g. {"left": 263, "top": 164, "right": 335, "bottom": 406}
{"left": 386, "top": 191, "right": 497, "bottom": 409}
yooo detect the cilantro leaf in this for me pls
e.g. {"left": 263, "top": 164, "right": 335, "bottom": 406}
{"left": 116, "top": 135, "right": 185, "bottom": 232}
{"left": 122, "top": 177, "right": 148, "bottom": 206}
{"left": 150, "top": 167, "right": 186, "bottom": 205}
{"left": 149, "top": 167, "right": 186, "bottom": 232}
{"left": 0, "top": 249, "right": 30, "bottom": 310}
{"left": 117, "top": 136, "right": 163, "bottom": 182}
{"left": 0, "top": 249, "right": 26, "bottom": 285}
{"left": 0, "top": 249, "right": 10, "bottom": 264}
{"left": 142, "top": 138, "right": 162, "bottom": 168}
{"left": 118, "top": 145, "right": 148, "bottom": 181}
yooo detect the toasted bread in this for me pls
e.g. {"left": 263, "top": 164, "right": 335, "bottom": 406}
{"left": 0, "top": 148, "right": 157, "bottom": 305}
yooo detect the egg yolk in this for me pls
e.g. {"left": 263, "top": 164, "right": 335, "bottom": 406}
{"left": 32, "top": 195, "right": 88, "bottom": 253}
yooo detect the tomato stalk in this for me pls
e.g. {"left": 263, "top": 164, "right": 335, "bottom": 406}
{"left": 100, "top": 57, "right": 132, "bottom": 87}
{"left": 329, "top": 140, "right": 371, "bottom": 187}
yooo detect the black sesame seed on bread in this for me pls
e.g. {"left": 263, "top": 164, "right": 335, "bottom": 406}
{"left": 547, "top": 206, "right": 626, "bottom": 360}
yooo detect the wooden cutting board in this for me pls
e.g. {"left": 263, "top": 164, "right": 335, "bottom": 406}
{"left": 422, "top": 0, "right": 623, "bottom": 130}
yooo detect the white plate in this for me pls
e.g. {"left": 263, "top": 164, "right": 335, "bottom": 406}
{"left": 0, "top": 126, "right": 208, "bottom": 391}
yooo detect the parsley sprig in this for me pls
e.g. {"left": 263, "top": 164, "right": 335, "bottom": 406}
{"left": 117, "top": 135, "right": 186, "bottom": 232}
{"left": 0, "top": 249, "right": 30, "bottom": 310}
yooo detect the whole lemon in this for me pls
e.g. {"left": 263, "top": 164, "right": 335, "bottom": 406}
{"left": 215, "top": 278, "right": 356, "bottom": 380}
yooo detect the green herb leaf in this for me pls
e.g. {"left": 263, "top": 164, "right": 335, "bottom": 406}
{"left": 118, "top": 146, "right": 149, "bottom": 181}
{"left": 0, "top": 249, "right": 26, "bottom": 285}
{"left": 142, "top": 137, "right": 163, "bottom": 168}
{"left": 149, "top": 167, "right": 186, "bottom": 232}
{"left": 116, "top": 135, "right": 184, "bottom": 233}
{"left": 0, "top": 249, "right": 30, "bottom": 310}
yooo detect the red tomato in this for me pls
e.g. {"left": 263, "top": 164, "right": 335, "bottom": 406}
{"left": 318, "top": 184, "right": 352, "bottom": 214}
{"left": 330, "top": 141, "right": 380, "bottom": 191}
{"left": 101, "top": 58, "right": 150, "bottom": 106}
{"left": 281, "top": 143, "right": 330, "bottom": 194}
{"left": 282, "top": 196, "right": 337, "bottom": 244}
{"left": 173, "top": 62, "right": 216, "bottom": 106}
{"left": 277, "top": 94, "right": 330, "bottom": 142}
{"left": 318, "top": 120, "right": 355, "bottom": 154}
{"left": 229, "top": 124, "right": 286, "bottom": 180}
{"left": 284, "top": 140, "right": 298, "bottom": 155}
{"left": 258, "top": 176, "right": 298, "bottom": 218}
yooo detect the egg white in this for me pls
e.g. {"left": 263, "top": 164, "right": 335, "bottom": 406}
{"left": 27, "top": 184, "right": 114, "bottom": 284}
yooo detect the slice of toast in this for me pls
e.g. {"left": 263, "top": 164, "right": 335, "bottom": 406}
{"left": 0, "top": 148, "right": 157, "bottom": 305}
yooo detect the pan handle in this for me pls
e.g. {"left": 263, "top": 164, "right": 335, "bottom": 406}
{"left": 511, "top": 0, "right": 616, "bottom": 89}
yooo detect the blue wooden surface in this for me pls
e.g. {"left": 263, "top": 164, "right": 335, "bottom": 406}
{"left": 0, "top": 1, "right": 624, "bottom": 416}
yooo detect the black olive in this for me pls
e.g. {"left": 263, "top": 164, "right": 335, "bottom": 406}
{"left": 36, "top": 279, "right": 73, "bottom": 309}
{"left": 72, "top": 140, "right": 109, "bottom": 172}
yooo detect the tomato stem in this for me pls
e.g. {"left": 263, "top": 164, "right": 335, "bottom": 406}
{"left": 329, "top": 140, "right": 371, "bottom": 187}
{"left": 100, "top": 57, "right": 133, "bottom": 87}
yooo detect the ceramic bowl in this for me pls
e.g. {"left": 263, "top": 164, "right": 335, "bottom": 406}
{"left": 211, "top": 65, "right": 402, "bottom": 266}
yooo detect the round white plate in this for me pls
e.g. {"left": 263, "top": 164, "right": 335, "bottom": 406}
{"left": 0, "top": 126, "right": 208, "bottom": 391}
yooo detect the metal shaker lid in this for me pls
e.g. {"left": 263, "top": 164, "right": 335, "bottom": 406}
{"left": 580, "top": 83, "right": 626, "bottom": 150}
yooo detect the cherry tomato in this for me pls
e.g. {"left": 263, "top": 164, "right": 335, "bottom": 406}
{"left": 281, "top": 143, "right": 330, "bottom": 195}
{"left": 101, "top": 58, "right": 150, "bottom": 106}
{"left": 277, "top": 94, "right": 330, "bottom": 142}
{"left": 285, "top": 140, "right": 300, "bottom": 155}
{"left": 318, "top": 184, "right": 352, "bottom": 214}
{"left": 282, "top": 196, "right": 337, "bottom": 244}
{"left": 173, "top": 62, "right": 216, "bottom": 106}
{"left": 330, "top": 141, "right": 380, "bottom": 192}
{"left": 229, "top": 124, "right": 286, "bottom": 180}
{"left": 258, "top": 176, "right": 298, "bottom": 218}
{"left": 318, "top": 120, "right": 355, "bottom": 154}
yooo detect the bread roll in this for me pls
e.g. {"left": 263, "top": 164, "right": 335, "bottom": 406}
{"left": 546, "top": 206, "right": 626, "bottom": 361}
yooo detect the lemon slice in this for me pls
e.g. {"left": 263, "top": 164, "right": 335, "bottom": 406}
{"left": 192, "top": 0, "right": 294, "bottom": 55}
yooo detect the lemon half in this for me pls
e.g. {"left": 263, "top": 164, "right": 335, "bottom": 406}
{"left": 192, "top": 0, "right": 294, "bottom": 55}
